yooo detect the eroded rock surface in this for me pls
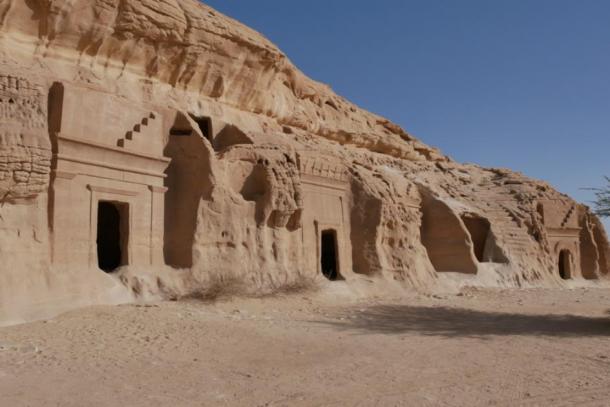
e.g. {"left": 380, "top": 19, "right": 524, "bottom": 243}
{"left": 0, "top": 0, "right": 608, "bottom": 324}
{"left": 0, "top": 74, "right": 51, "bottom": 201}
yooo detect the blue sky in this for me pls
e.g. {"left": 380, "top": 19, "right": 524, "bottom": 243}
{"left": 204, "top": 0, "right": 609, "bottom": 228}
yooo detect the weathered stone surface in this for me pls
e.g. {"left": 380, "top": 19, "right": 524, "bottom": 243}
{"left": 0, "top": 74, "right": 51, "bottom": 201}
{"left": 0, "top": 0, "right": 607, "bottom": 325}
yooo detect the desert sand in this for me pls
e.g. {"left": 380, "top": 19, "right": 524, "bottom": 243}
{"left": 0, "top": 2, "right": 609, "bottom": 404}
{"left": 1, "top": 286, "right": 609, "bottom": 406}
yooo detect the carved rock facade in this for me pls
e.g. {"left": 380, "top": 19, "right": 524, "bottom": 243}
{"left": 0, "top": 0, "right": 608, "bottom": 324}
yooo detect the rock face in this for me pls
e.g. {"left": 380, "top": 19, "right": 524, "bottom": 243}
{"left": 0, "top": 0, "right": 608, "bottom": 324}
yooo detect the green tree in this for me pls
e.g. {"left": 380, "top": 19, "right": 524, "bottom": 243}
{"left": 592, "top": 176, "right": 610, "bottom": 218}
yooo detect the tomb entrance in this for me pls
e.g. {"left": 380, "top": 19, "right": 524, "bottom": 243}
{"left": 321, "top": 229, "right": 341, "bottom": 281}
{"left": 558, "top": 249, "right": 572, "bottom": 280}
{"left": 96, "top": 201, "right": 129, "bottom": 272}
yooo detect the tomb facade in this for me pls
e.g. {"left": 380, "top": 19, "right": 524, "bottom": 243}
{"left": 298, "top": 153, "right": 352, "bottom": 280}
{"left": 0, "top": 0, "right": 608, "bottom": 324}
{"left": 535, "top": 200, "right": 581, "bottom": 279}
{"left": 48, "top": 83, "right": 169, "bottom": 270}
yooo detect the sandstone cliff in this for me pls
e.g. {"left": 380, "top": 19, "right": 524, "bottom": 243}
{"left": 0, "top": 0, "right": 607, "bottom": 324}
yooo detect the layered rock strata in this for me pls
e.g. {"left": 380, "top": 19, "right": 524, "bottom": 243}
{"left": 0, "top": 0, "right": 607, "bottom": 324}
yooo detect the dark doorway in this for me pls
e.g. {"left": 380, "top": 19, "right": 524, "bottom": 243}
{"left": 189, "top": 114, "right": 212, "bottom": 142}
{"left": 461, "top": 216, "right": 491, "bottom": 263}
{"left": 558, "top": 250, "right": 572, "bottom": 280}
{"left": 321, "top": 230, "right": 341, "bottom": 281}
{"left": 97, "top": 201, "right": 128, "bottom": 272}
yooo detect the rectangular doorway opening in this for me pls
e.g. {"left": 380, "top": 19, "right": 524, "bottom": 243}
{"left": 97, "top": 201, "right": 129, "bottom": 273}
{"left": 321, "top": 229, "right": 342, "bottom": 281}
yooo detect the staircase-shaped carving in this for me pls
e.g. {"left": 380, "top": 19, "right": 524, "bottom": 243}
{"left": 469, "top": 183, "right": 534, "bottom": 256}
{"left": 500, "top": 204, "right": 523, "bottom": 226}
{"left": 560, "top": 205, "right": 576, "bottom": 228}
{"left": 116, "top": 112, "right": 157, "bottom": 150}
{"left": 486, "top": 206, "right": 533, "bottom": 255}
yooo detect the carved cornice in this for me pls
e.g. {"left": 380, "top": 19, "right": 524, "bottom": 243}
{"left": 87, "top": 185, "right": 139, "bottom": 197}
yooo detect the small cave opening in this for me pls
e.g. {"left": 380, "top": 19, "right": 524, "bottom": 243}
{"left": 558, "top": 249, "right": 573, "bottom": 280}
{"left": 420, "top": 195, "right": 478, "bottom": 274}
{"left": 461, "top": 216, "right": 490, "bottom": 262}
{"left": 97, "top": 201, "right": 128, "bottom": 272}
{"left": 459, "top": 214, "right": 508, "bottom": 264}
{"left": 321, "top": 229, "right": 342, "bottom": 281}
{"left": 189, "top": 114, "right": 212, "bottom": 142}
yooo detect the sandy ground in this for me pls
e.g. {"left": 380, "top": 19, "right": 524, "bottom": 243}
{"left": 1, "top": 285, "right": 609, "bottom": 406}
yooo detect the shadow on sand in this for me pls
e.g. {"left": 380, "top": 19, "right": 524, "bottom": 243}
{"left": 317, "top": 305, "right": 610, "bottom": 338}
